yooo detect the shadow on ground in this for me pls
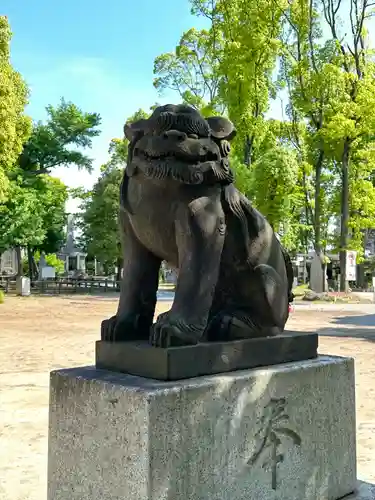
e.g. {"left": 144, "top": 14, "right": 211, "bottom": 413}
{"left": 332, "top": 314, "right": 375, "bottom": 327}
{"left": 317, "top": 313, "right": 375, "bottom": 342}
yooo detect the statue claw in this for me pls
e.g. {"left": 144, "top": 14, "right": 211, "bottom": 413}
{"left": 101, "top": 313, "right": 150, "bottom": 342}
{"left": 101, "top": 316, "right": 117, "bottom": 342}
{"left": 150, "top": 313, "right": 202, "bottom": 347}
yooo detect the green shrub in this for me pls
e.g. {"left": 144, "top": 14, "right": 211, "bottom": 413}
{"left": 23, "top": 251, "right": 65, "bottom": 276}
{"left": 42, "top": 253, "right": 65, "bottom": 275}
{"left": 292, "top": 283, "right": 309, "bottom": 297}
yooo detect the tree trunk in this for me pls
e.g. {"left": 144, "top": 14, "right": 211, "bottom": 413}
{"left": 313, "top": 150, "right": 325, "bottom": 291}
{"left": 15, "top": 246, "right": 23, "bottom": 277}
{"left": 357, "top": 263, "right": 365, "bottom": 289}
{"left": 244, "top": 134, "right": 253, "bottom": 167}
{"left": 340, "top": 139, "right": 351, "bottom": 292}
{"left": 32, "top": 255, "right": 38, "bottom": 279}
{"left": 314, "top": 150, "right": 324, "bottom": 255}
{"left": 357, "top": 229, "right": 367, "bottom": 289}
{"left": 27, "top": 246, "right": 34, "bottom": 280}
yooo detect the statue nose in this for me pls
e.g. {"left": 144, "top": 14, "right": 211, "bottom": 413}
{"left": 162, "top": 130, "right": 187, "bottom": 141}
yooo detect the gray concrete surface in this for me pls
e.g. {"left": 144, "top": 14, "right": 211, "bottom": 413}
{"left": 48, "top": 356, "right": 356, "bottom": 500}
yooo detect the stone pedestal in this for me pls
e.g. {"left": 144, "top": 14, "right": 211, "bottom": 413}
{"left": 310, "top": 252, "right": 325, "bottom": 293}
{"left": 15, "top": 276, "right": 30, "bottom": 296}
{"left": 47, "top": 355, "right": 356, "bottom": 500}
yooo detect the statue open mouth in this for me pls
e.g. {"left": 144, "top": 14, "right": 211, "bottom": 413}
{"left": 133, "top": 144, "right": 221, "bottom": 165}
{"left": 131, "top": 150, "right": 220, "bottom": 184}
{"left": 128, "top": 133, "right": 225, "bottom": 184}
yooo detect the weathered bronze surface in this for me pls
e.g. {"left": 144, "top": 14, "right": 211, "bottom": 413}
{"left": 101, "top": 104, "right": 294, "bottom": 348}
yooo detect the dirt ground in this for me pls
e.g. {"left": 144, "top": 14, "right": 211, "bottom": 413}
{"left": 1, "top": 295, "right": 375, "bottom": 500}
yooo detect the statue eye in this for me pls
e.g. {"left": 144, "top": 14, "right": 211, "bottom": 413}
{"left": 188, "top": 134, "right": 198, "bottom": 139}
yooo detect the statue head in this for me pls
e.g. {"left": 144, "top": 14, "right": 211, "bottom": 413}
{"left": 123, "top": 104, "right": 237, "bottom": 185}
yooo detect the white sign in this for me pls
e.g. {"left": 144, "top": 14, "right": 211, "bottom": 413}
{"left": 41, "top": 266, "right": 56, "bottom": 279}
{"left": 346, "top": 251, "right": 357, "bottom": 281}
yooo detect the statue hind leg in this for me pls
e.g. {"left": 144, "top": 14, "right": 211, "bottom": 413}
{"left": 206, "top": 309, "right": 282, "bottom": 341}
{"left": 206, "top": 264, "right": 289, "bottom": 341}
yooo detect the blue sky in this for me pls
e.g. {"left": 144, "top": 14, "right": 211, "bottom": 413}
{"left": 3, "top": 0, "right": 207, "bottom": 211}
{"left": 3, "top": 1, "right": 373, "bottom": 215}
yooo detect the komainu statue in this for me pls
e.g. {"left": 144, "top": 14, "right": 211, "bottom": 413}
{"left": 101, "top": 104, "right": 294, "bottom": 347}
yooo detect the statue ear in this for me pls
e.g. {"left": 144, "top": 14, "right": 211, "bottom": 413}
{"left": 123, "top": 118, "right": 149, "bottom": 142}
{"left": 206, "top": 116, "right": 236, "bottom": 141}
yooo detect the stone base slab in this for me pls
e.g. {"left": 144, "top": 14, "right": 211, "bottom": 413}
{"left": 95, "top": 331, "right": 318, "bottom": 380}
{"left": 48, "top": 355, "right": 356, "bottom": 500}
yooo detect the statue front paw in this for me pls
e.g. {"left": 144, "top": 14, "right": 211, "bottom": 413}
{"left": 150, "top": 312, "right": 205, "bottom": 347}
{"left": 101, "top": 312, "right": 150, "bottom": 342}
{"left": 101, "top": 315, "right": 118, "bottom": 341}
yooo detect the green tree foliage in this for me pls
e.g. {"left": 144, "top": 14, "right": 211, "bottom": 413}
{"left": 74, "top": 109, "right": 150, "bottom": 273}
{"left": 0, "top": 175, "right": 68, "bottom": 253}
{"left": 233, "top": 125, "right": 305, "bottom": 250}
{"left": 0, "top": 181, "right": 46, "bottom": 252}
{"left": 129, "top": 108, "right": 150, "bottom": 122}
{"left": 279, "top": 0, "right": 375, "bottom": 288}
{"left": 108, "top": 138, "right": 128, "bottom": 167}
{"left": 321, "top": 0, "right": 375, "bottom": 289}
{"left": 75, "top": 136, "right": 129, "bottom": 272}
{"left": 23, "top": 250, "right": 65, "bottom": 276}
{"left": 153, "top": 1, "right": 303, "bottom": 248}
{"left": 78, "top": 164, "right": 123, "bottom": 272}
{"left": 154, "top": 28, "right": 224, "bottom": 115}
{"left": 250, "top": 148, "right": 300, "bottom": 231}
{"left": 75, "top": 1, "right": 375, "bottom": 284}
{"left": 0, "top": 16, "right": 31, "bottom": 201}
{"left": 33, "top": 175, "right": 68, "bottom": 254}
{"left": 40, "top": 252, "right": 65, "bottom": 275}
{"left": 212, "top": 0, "right": 287, "bottom": 165}
{"left": 0, "top": 96, "right": 101, "bottom": 276}
{"left": 280, "top": 1, "right": 333, "bottom": 255}
{"left": 18, "top": 98, "right": 101, "bottom": 175}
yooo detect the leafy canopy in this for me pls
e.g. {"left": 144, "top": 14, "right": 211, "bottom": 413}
{"left": 0, "top": 16, "right": 31, "bottom": 201}
{"left": 18, "top": 98, "right": 101, "bottom": 175}
{"left": 0, "top": 174, "right": 68, "bottom": 252}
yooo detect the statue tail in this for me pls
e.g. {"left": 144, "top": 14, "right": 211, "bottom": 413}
{"left": 280, "top": 244, "right": 295, "bottom": 303}
{"left": 221, "top": 184, "right": 259, "bottom": 264}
